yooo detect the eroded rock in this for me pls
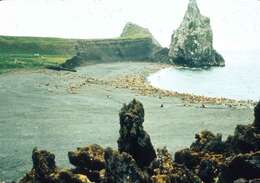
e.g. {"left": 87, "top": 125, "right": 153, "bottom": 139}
{"left": 104, "top": 147, "right": 147, "bottom": 183}
{"left": 168, "top": 0, "right": 225, "bottom": 67}
{"left": 68, "top": 144, "right": 105, "bottom": 171}
{"left": 150, "top": 147, "right": 201, "bottom": 183}
{"left": 190, "top": 130, "right": 226, "bottom": 153}
{"left": 118, "top": 99, "right": 156, "bottom": 168}
{"left": 219, "top": 152, "right": 260, "bottom": 183}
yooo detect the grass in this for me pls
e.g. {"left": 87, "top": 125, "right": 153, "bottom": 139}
{"left": 0, "top": 35, "right": 79, "bottom": 74}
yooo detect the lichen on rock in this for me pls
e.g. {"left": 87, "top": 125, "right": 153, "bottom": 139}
{"left": 117, "top": 99, "right": 156, "bottom": 168}
{"left": 104, "top": 147, "right": 147, "bottom": 183}
{"left": 168, "top": 0, "right": 225, "bottom": 67}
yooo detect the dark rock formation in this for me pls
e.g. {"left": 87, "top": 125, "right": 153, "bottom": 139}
{"left": 226, "top": 124, "right": 260, "bottom": 153}
{"left": 150, "top": 147, "right": 201, "bottom": 183}
{"left": 254, "top": 101, "right": 260, "bottom": 129}
{"left": 118, "top": 99, "right": 156, "bottom": 168}
{"left": 18, "top": 101, "right": 260, "bottom": 183}
{"left": 68, "top": 144, "right": 105, "bottom": 182}
{"left": 103, "top": 147, "right": 147, "bottom": 183}
{"left": 190, "top": 130, "right": 226, "bottom": 153}
{"left": 219, "top": 152, "right": 260, "bottom": 183}
{"left": 68, "top": 144, "right": 105, "bottom": 171}
{"left": 168, "top": 0, "right": 225, "bottom": 67}
{"left": 19, "top": 148, "right": 92, "bottom": 183}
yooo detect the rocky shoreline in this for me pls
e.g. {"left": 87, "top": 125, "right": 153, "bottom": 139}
{"left": 56, "top": 63, "right": 256, "bottom": 108}
{"left": 18, "top": 99, "right": 260, "bottom": 183}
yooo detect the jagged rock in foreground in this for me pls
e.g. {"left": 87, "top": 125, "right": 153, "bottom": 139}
{"left": 19, "top": 148, "right": 92, "bottom": 183}
{"left": 174, "top": 101, "right": 260, "bottom": 183}
{"left": 150, "top": 147, "right": 201, "bottom": 183}
{"left": 68, "top": 144, "right": 105, "bottom": 182}
{"left": 103, "top": 147, "right": 147, "bottom": 183}
{"left": 168, "top": 0, "right": 225, "bottom": 67}
{"left": 118, "top": 99, "right": 156, "bottom": 168}
{"left": 19, "top": 100, "right": 260, "bottom": 183}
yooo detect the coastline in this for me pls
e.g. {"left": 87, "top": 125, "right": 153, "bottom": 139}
{"left": 62, "top": 62, "right": 256, "bottom": 109}
{"left": 0, "top": 61, "right": 254, "bottom": 181}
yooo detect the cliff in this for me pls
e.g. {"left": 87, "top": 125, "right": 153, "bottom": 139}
{"left": 62, "top": 23, "right": 162, "bottom": 69}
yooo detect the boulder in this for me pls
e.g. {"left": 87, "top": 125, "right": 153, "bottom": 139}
{"left": 19, "top": 148, "right": 92, "bottom": 183}
{"left": 104, "top": 147, "right": 147, "bottom": 183}
{"left": 190, "top": 130, "right": 226, "bottom": 153}
{"left": 219, "top": 152, "right": 260, "bottom": 183}
{"left": 68, "top": 144, "right": 105, "bottom": 171}
{"left": 68, "top": 144, "right": 105, "bottom": 182}
{"left": 117, "top": 99, "right": 156, "bottom": 168}
{"left": 168, "top": 0, "right": 225, "bottom": 67}
{"left": 150, "top": 147, "right": 201, "bottom": 183}
{"left": 226, "top": 124, "right": 260, "bottom": 153}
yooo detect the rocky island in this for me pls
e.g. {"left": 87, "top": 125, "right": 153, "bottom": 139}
{"left": 19, "top": 100, "right": 260, "bottom": 183}
{"left": 168, "top": 0, "right": 225, "bottom": 67}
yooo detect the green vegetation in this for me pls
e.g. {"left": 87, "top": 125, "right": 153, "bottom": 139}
{"left": 0, "top": 35, "right": 79, "bottom": 74}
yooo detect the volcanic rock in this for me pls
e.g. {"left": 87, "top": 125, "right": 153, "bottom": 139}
{"left": 117, "top": 99, "right": 156, "bottom": 168}
{"left": 190, "top": 130, "right": 226, "bottom": 153}
{"left": 219, "top": 152, "right": 260, "bottom": 183}
{"left": 68, "top": 144, "right": 105, "bottom": 171}
{"left": 104, "top": 147, "right": 147, "bottom": 183}
{"left": 150, "top": 147, "right": 201, "bottom": 183}
{"left": 168, "top": 0, "right": 225, "bottom": 67}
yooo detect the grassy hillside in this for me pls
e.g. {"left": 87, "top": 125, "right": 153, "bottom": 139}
{"left": 0, "top": 35, "right": 80, "bottom": 74}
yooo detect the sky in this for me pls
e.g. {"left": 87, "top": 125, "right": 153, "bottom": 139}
{"left": 0, "top": 0, "right": 260, "bottom": 50}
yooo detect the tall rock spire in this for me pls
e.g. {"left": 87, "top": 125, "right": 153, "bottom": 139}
{"left": 168, "top": 0, "right": 225, "bottom": 67}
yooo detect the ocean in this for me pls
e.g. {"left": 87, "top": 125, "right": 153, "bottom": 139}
{"left": 148, "top": 50, "right": 260, "bottom": 101}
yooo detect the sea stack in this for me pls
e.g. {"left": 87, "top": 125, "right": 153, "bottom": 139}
{"left": 169, "top": 0, "right": 225, "bottom": 67}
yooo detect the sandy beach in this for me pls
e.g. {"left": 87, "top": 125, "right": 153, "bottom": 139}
{"left": 0, "top": 62, "right": 254, "bottom": 181}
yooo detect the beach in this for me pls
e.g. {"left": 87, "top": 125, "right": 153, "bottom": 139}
{"left": 0, "top": 62, "right": 254, "bottom": 181}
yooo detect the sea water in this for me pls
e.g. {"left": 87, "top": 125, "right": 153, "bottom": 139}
{"left": 148, "top": 50, "right": 260, "bottom": 101}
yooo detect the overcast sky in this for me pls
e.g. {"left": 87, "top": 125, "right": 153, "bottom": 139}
{"left": 0, "top": 0, "right": 259, "bottom": 50}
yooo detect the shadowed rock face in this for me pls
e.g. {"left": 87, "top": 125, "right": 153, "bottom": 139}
{"left": 254, "top": 102, "right": 260, "bottom": 129}
{"left": 31, "top": 148, "right": 57, "bottom": 181}
{"left": 19, "top": 148, "right": 92, "bottom": 183}
{"left": 68, "top": 144, "right": 105, "bottom": 171}
{"left": 169, "top": 0, "right": 225, "bottom": 67}
{"left": 150, "top": 147, "right": 202, "bottom": 183}
{"left": 104, "top": 147, "right": 147, "bottom": 183}
{"left": 117, "top": 99, "right": 156, "bottom": 168}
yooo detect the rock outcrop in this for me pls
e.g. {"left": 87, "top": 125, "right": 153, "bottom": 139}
{"left": 19, "top": 100, "right": 260, "bottom": 183}
{"left": 61, "top": 23, "right": 164, "bottom": 69}
{"left": 118, "top": 99, "right": 156, "bottom": 168}
{"left": 68, "top": 144, "right": 105, "bottom": 182}
{"left": 120, "top": 22, "right": 161, "bottom": 48}
{"left": 19, "top": 148, "right": 92, "bottom": 183}
{"left": 104, "top": 147, "right": 147, "bottom": 183}
{"left": 150, "top": 147, "right": 202, "bottom": 183}
{"left": 168, "top": 0, "right": 225, "bottom": 67}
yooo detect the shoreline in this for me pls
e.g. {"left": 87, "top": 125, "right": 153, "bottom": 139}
{"left": 60, "top": 62, "right": 256, "bottom": 109}
{"left": 0, "top": 61, "right": 254, "bottom": 181}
